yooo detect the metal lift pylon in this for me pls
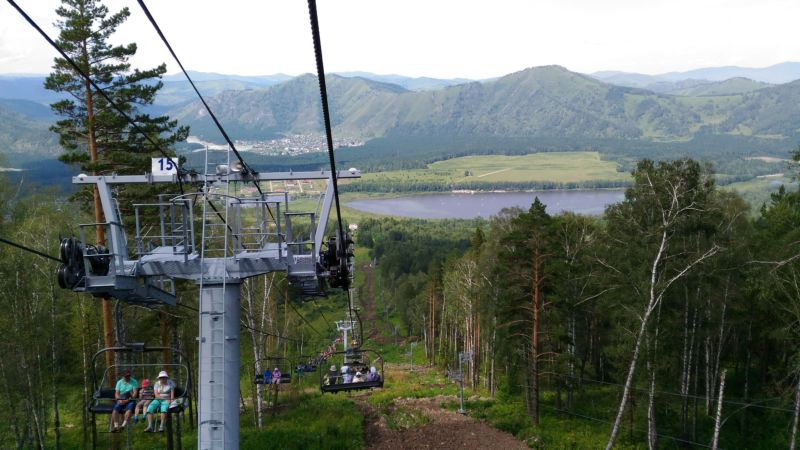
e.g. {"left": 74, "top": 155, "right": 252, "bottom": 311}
{"left": 57, "top": 166, "right": 359, "bottom": 449}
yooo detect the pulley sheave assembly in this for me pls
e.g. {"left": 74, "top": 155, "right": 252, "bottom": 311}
{"left": 57, "top": 237, "right": 110, "bottom": 290}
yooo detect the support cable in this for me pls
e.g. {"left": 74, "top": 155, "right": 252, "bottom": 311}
{"left": 135, "top": 0, "right": 274, "bottom": 219}
{"left": 306, "top": 0, "right": 346, "bottom": 261}
{"left": 6, "top": 0, "right": 185, "bottom": 195}
{"left": 0, "top": 237, "right": 60, "bottom": 262}
{"left": 286, "top": 299, "right": 324, "bottom": 338}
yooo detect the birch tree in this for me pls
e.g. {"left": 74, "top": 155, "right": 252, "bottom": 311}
{"left": 603, "top": 159, "right": 724, "bottom": 449}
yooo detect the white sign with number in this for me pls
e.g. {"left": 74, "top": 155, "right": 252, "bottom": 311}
{"left": 152, "top": 157, "right": 178, "bottom": 175}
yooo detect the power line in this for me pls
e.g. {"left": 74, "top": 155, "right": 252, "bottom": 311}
{"left": 0, "top": 237, "right": 60, "bottom": 262}
{"left": 6, "top": 0, "right": 185, "bottom": 195}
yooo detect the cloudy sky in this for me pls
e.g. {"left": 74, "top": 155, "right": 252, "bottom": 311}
{"left": 1, "top": 0, "right": 799, "bottom": 79}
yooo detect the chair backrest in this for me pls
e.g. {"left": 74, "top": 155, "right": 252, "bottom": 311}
{"left": 95, "top": 388, "right": 116, "bottom": 400}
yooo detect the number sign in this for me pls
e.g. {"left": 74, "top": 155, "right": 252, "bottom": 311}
{"left": 152, "top": 157, "right": 178, "bottom": 175}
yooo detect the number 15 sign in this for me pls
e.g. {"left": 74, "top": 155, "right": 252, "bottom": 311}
{"left": 152, "top": 157, "right": 178, "bottom": 175}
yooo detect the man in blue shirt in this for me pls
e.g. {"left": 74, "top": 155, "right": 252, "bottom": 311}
{"left": 111, "top": 368, "right": 138, "bottom": 432}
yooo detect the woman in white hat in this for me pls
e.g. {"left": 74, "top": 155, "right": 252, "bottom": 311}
{"left": 144, "top": 370, "right": 175, "bottom": 432}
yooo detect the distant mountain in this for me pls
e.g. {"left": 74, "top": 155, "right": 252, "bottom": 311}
{"left": 157, "top": 79, "right": 269, "bottom": 106}
{"left": 0, "top": 76, "right": 61, "bottom": 105}
{"left": 5, "top": 64, "right": 800, "bottom": 165}
{"left": 172, "top": 66, "right": 710, "bottom": 142}
{"left": 162, "top": 71, "right": 293, "bottom": 86}
{"left": 334, "top": 72, "right": 472, "bottom": 91}
{"left": 669, "top": 78, "right": 770, "bottom": 96}
{"left": 170, "top": 65, "right": 800, "bottom": 153}
{"left": 593, "top": 62, "right": 800, "bottom": 88}
{"left": 0, "top": 99, "right": 55, "bottom": 121}
{"left": 0, "top": 103, "right": 59, "bottom": 160}
{"left": 661, "top": 62, "right": 800, "bottom": 84}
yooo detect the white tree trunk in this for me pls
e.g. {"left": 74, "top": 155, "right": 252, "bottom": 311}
{"left": 711, "top": 369, "right": 727, "bottom": 450}
{"left": 790, "top": 373, "right": 800, "bottom": 450}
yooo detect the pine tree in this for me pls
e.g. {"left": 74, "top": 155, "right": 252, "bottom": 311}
{"left": 43, "top": 0, "right": 188, "bottom": 370}
{"left": 44, "top": 0, "right": 188, "bottom": 203}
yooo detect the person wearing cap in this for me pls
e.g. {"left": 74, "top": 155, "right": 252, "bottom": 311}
{"left": 353, "top": 370, "right": 365, "bottom": 383}
{"left": 111, "top": 368, "right": 139, "bottom": 432}
{"left": 134, "top": 378, "right": 154, "bottom": 424}
{"left": 144, "top": 370, "right": 175, "bottom": 432}
{"left": 324, "top": 364, "right": 338, "bottom": 386}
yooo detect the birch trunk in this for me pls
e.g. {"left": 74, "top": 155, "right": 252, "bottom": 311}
{"left": 50, "top": 283, "right": 60, "bottom": 449}
{"left": 789, "top": 372, "right": 800, "bottom": 450}
{"left": 711, "top": 369, "right": 726, "bottom": 450}
{"left": 647, "top": 304, "right": 662, "bottom": 450}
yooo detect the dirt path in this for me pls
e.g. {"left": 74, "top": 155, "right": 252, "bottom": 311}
{"left": 357, "top": 395, "right": 529, "bottom": 450}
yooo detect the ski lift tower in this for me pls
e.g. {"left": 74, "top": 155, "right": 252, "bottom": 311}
{"left": 336, "top": 318, "right": 356, "bottom": 352}
{"left": 57, "top": 160, "right": 359, "bottom": 449}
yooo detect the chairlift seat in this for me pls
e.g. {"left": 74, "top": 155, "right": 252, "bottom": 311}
{"left": 88, "top": 388, "right": 118, "bottom": 414}
{"left": 254, "top": 373, "right": 292, "bottom": 385}
{"left": 321, "top": 380, "right": 383, "bottom": 393}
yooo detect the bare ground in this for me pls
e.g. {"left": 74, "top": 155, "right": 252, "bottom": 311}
{"left": 357, "top": 395, "right": 529, "bottom": 450}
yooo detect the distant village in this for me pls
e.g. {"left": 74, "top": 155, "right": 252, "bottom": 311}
{"left": 187, "top": 134, "right": 363, "bottom": 156}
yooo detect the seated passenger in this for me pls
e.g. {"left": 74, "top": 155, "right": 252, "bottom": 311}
{"left": 134, "top": 378, "right": 154, "bottom": 424}
{"left": 111, "top": 368, "right": 138, "bottom": 432}
{"left": 271, "top": 367, "right": 282, "bottom": 385}
{"left": 144, "top": 371, "right": 175, "bottom": 433}
{"left": 366, "top": 366, "right": 381, "bottom": 382}
{"left": 353, "top": 371, "right": 365, "bottom": 383}
{"left": 324, "top": 365, "right": 338, "bottom": 385}
{"left": 341, "top": 365, "right": 353, "bottom": 384}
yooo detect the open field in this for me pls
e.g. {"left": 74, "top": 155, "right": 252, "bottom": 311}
{"left": 346, "top": 152, "right": 631, "bottom": 186}
{"left": 722, "top": 175, "right": 797, "bottom": 210}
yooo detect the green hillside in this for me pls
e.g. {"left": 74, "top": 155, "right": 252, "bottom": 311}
{"left": 0, "top": 104, "right": 59, "bottom": 159}
{"left": 670, "top": 77, "right": 770, "bottom": 96}
{"left": 171, "top": 66, "right": 799, "bottom": 155}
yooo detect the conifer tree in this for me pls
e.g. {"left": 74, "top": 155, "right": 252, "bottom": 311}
{"left": 43, "top": 0, "right": 188, "bottom": 367}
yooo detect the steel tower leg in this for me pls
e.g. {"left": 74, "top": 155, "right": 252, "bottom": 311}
{"left": 198, "top": 281, "right": 240, "bottom": 450}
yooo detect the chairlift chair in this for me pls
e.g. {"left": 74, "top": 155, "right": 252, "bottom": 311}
{"left": 253, "top": 356, "right": 292, "bottom": 385}
{"left": 320, "top": 349, "right": 384, "bottom": 394}
{"left": 88, "top": 344, "right": 194, "bottom": 450}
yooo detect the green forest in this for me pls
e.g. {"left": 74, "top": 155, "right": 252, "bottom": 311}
{"left": 3, "top": 157, "right": 800, "bottom": 448}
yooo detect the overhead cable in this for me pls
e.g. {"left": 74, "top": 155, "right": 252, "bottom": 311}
{"left": 0, "top": 237, "right": 61, "bottom": 262}
{"left": 135, "top": 0, "right": 273, "bottom": 214}
{"left": 306, "top": 0, "right": 346, "bottom": 258}
{"left": 6, "top": 0, "right": 185, "bottom": 195}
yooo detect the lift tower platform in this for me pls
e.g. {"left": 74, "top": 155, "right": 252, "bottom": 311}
{"left": 57, "top": 167, "right": 359, "bottom": 449}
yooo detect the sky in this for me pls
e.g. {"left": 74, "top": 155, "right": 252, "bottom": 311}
{"left": 1, "top": 0, "right": 799, "bottom": 79}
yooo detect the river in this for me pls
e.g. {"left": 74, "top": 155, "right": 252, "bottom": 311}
{"left": 346, "top": 190, "right": 625, "bottom": 219}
